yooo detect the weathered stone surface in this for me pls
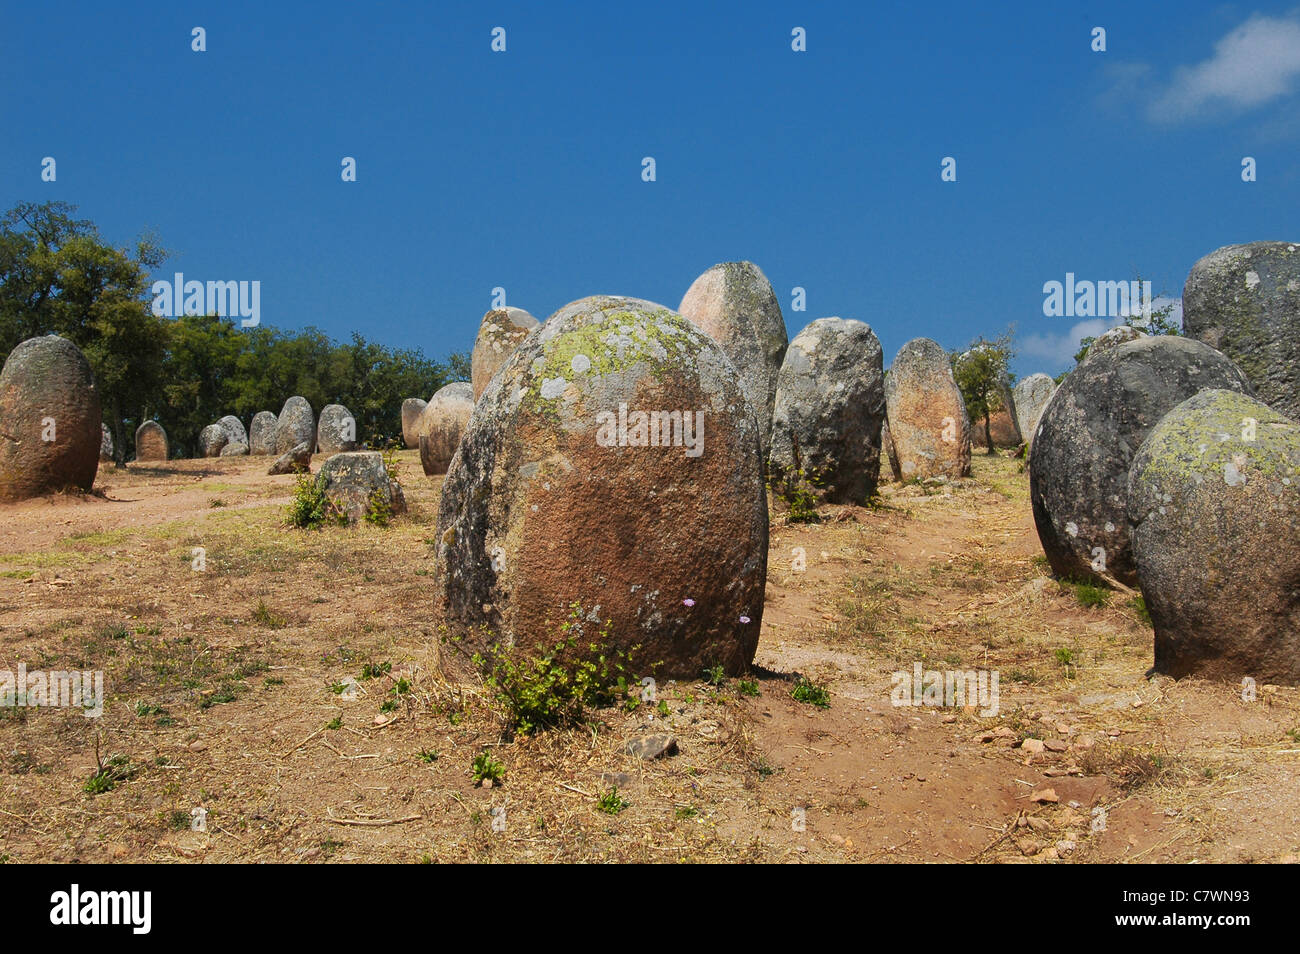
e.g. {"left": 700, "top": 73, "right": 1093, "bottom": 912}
{"left": 0, "top": 335, "right": 101, "bottom": 500}
{"left": 318, "top": 451, "right": 406, "bottom": 525}
{"left": 400, "top": 398, "right": 427, "bottom": 449}
{"left": 624, "top": 734, "right": 679, "bottom": 759}
{"left": 471, "top": 307, "right": 539, "bottom": 401}
{"left": 273, "top": 396, "right": 315, "bottom": 456}
{"left": 268, "top": 441, "right": 311, "bottom": 475}
{"left": 884, "top": 338, "right": 971, "bottom": 481}
{"left": 217, "top": 415, "right": 247, "bottom": 448}
{"left": 769, "top": 317, "right": 885, "bottom": 503}
{"left": 316, "top": 404, "right": 358, "bottom": 456}
{"left": 1129, "top": 389, "right": 1300, "bottom": 684}
{"left": 135, "top": 421, "right": 168, "bottom": 461}
{"left": 417, "top": 382, "right": 475, "bottom": 476}
{"left": 219, "top": 441, "right": 249, "bottom": 457}
{"left": 1013, "top": 373, "right": 1056, "bottom": 448}
{"left": 1183, "top": 241, "right": 1300, "bottom": 417}
{"left": 972, "top": 405, "right": 1021, "bottom": 450}
{"left": 100, "top": 424, "right": 114, "bottom": 463}
{"left": 199, "top": 424, "right": 227, "bottom": 457}
{"left": 434, "top": 295, "right": 768, "bottom": 679}
{"left": 1029, "top": 336, "right": 1252, "bottom": 586}
{"left": 249, "top": 411, "right": 277, "bottom": 455}
{"left": 679, "top": 262, "right": 787, "bottom": 457}
{"left": 1085, "top": 325, "right": 1146, "bottom": 360}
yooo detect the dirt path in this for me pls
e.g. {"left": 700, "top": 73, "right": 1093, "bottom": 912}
{"left": 0, "top": 452, "right": 1296, "bottom": 863}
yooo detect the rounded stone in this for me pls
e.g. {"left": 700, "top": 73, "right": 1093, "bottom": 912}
{"left": 249, "top": 411, "right": 277, "bottom": 455}
{"left": 769, "top": 317, "right": 885, "bottom": 504}
{"left": 1129, "top": 389, "right": 1300, "bottom": 684}
{"left": 273, "top": 396, "right": 315, "bottom": 456}
{"left": 884, "top": 338, "right": 971, "bottom": 481}
{"left": 1013, "top": 373, "right": 1056, "bottom": 449}
{"left": 434, "top": 295, "right": 768, "bottom": 678}
{"left": 199, "top": 424, "right": 228, "bottom": 457}
{"left": 1184, "top": 241, "right": 1300, "bottom": 418}
{"left": 0, "top": 335, "right": 101, "bottom": 500}
{"left": 135, "top": 421, "right": 168, "bottom": 461}
{"left": 1029, "top": 336, "right": 1252, "bottom": 586}
{"left": 471, "top": 307, "right": 539, "bottom": 401}
{"left": 316, "top": 404, "right": 359, "bottom": 456}
{"left": 417, "top": 383, "right": 475, "bottom": 476}
{"left": 401, "top": 398, "right": 428, "bottom": 449}
{"left": 219, "top": 441, "right": 249, "bottom": 457}
{"left": 679, "top": 262, "right": 788, "bottom": 458}
{"left": 216, "top": 415, "right": 247, "bottom": 448}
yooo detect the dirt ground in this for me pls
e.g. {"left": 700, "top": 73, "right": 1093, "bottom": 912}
{"left": 0, "top": 450, "right": 1297, "bottom": 863}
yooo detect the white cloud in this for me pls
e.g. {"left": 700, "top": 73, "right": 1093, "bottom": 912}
{"left": 1017, "top": 297, "right": 1183, "bottom": 371}
{"left": 1149, "top": 14, "right": 1300, "bottom": 122}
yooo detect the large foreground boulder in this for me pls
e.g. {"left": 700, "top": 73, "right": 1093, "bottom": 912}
{"left": 268, "top": 441, "right": 311, "bottom": 475}
{"left": 249, "top": 411, "right": 277, "bottom": 455}
{"left": 435, "top": 295, "right": 768, "bottom": 678}
{"left": 100, "top": 424, "right": 114, "bottom": 463}
{"left": 417, "top": 383, "right": 475, "bottom": 476}
{"left": 273, "top": 397, "right": 315, "bottom": 456}
{"left": 472, "top": 307, "right": 539, "bottom": 400}
{"left": 1030, "top": 336, "right": 1252, "bottom": 586}
{"left": 401, "top": 398, "right": 427, "bottom": 449}
{"left": 884, "top": 338, "right": 971, "bottom": 481}
{"left": 0, "top": 336, "right": 101, "bottom": 500}
{"left": 1129, "top": 389, "right": 1300, "bottom": 684}
{"left": 1183, "top": 241, "right": 1300, "bottom": 418}
{"left": 1013, "top": 373, "right": 1056, "bottom": 447}
{"left": 316, "top": 404, "right": 358, "bottom": 456}
{"left": 678, "top": 262, "right": 787, "bottom": 457}
{"left": 318, "top": 451, "right": 406, "bottom": 525}
{"left": 199, "top": 424, "right": 227, "bottom": 457}
{"left": 768, "top": 317, "right": 885, "bottom": 503}
{"left": 135, "top": 421, "right": 168, "bottom": 461}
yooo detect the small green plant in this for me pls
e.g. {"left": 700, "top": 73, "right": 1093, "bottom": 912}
{"left": 596, "top": 787, "right": 628, "bottom": 815}
{"left": 360, "top": 661, "right": 391, "bottom": 680}
{"left": 134, "top": 702, "right": 163, "bottom": 717}
{"left": 379, "top": 698, "right": 398, "bottom": 713}
{"left": 737, "top": 679, "right": 760, "bottom": 697}
{"left": 84, "top": 753, "right": 134, "bottom": 795}
{"left": 325, "top": 716, "right": 342, "bottom": 730}
{"left": 471, "top": 749, "right": 505, "bottom": 785}
{"left": 286, "top": 473, "right": 344, "bottom": 529}
{"left": 703, "top": 664, "right": 726, "bottom": 688}
{"left": 363, "top": 485, "right": 393, "bottom": 527}
{"left": 791, "top": 677, "right": 830, "bottom": 709}
{"left": 1131, "top": 594, "right": 1152, "bottom": 625}
{"left": 209, "top": 498, "right": 226, "bottom": 508}
{"left": 251, "top": 600, "right": 286, "bottom": 629}
{"left": 1070, "top": 579, "right": 1110, "bottom": 609}
{"left": 417, "top": 749, "right": 439, "bottom": 763}
{"left": 674, "top": 805, "right": 698, "bottom": 819}
{"left": 656, "top": 699, "right": 670, "bottom": 718}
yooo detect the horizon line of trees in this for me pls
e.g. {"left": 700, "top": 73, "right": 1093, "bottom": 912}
{"left": 0, "top": 201, "right": 469, "bottom": 460}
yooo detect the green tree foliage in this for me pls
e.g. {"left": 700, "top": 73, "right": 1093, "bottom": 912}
{"left": 950, "top": 330, "right": 1015, "bottom": 455}
{"left": 0, "top": 202, "right": 468, "bottom": 459}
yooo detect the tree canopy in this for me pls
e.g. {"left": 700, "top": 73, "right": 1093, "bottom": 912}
{"left": 950, "top": 330, "right": 1015, "bottom": 454}
{"left": 0, "top": 201, "right": 468, "bottom": 459}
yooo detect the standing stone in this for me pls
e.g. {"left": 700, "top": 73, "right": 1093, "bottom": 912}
{"left": 318, "top": 451, "right": 407, "bottom": 525}
{"left": 972, "top": 405, "right": 1021, "bottom": 450}
{"left": 417, "top": 383, "right": 475, "bottom": 476}
{"left": 273, "top": 396, "right": 315, "bottom": 456}
{"left": 884, "top": 338, "right": 971, "bottom": 481}
{"left": 1013, "top": 373, "right": 1056, "bottom": 448}
{"left": 100, "top": 424, "right": 114, "bottom": 463}
{"left": 268, "top": 441, "right": 311, "bottom": 475}
{"left": 768, "top": 317, "right": 886, "bottom": 503}
{"left": 1183, "top": 241, "right": 1300, "bottom": 418}
{"left": 316, "top": 404, "right": 359, "bottom": 456}
{"left": 219, "top": 442, "right": 249, "bottom": 456}
{"left": 401, "top": 398, "right": 428, "bottom": 449}
{"left": 471, "top": 307, "right": 539, "bottom": 401}
{"left": 199, "top": 424, "right": 228, "bottom": 457}
{"left": 249, "top": 411, "right": 277, "bottom": 455}
{"left": 1129, "top": 389, "right": 1300, "bottom": 684}
{"left": 435, "top": 295, "right": 768, "bottom": 678}
{"left": 135, "top": 421, "right": 168, "bottom": 461}
{"left": 1029, "top": 336, "right": 1252, "bottom": 586}
{"left": 217, "top": 415, "right": 247, "bottom": 448}
{"left": 679, "top": 262, "right": 788, "bottom": 457}
{"left": 0, "top": 335, "right": 101, "bottom": 501}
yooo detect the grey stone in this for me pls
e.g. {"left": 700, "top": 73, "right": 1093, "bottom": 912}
{"left": 100, "top": 424, "right": 114, "bottom": 463}
{"left": 268, "top": 441, "right": 311, "bottom": 475}
{"left": 417, "top": 382, "right": 474, "bottom": 476}
{"left": 471, "top": 307, "right": 539, "bottom": 401}
{"left": 1030, "top": 336, "right": 1252, "bottom": 586}
{"left": 884, "top": 338, "right": 971, "bottom": 481}
{"left": 1013, "top": 373, "right": 1056, "bottom": 449}
{"left": 1183, "top": 241, "right": 1300, "bottom": 417}
{"left": 198, "top": 423, "right": 227, "bottom": 457}
{"left": 769, "top": 317, "right": 885, "bottom": 503}
{"left": 216, "top": 415, "right": 247, "bottom": 448}
{"left": 249, "top": 411, "right": 277, "bottom": 455}
{"left": 316, "top": 404, "right": 358, "bottom": 456}
{"left": 219, "top": 441, "right": 249, "bottom": 456}
{"left": 401, "top": 398, "right": 427, "bottom": 449}
{"left": 318, "top": 450, "right": 406, "bottom": 525}
{"left": 624, "top": 734, "right": 679, "bottom": 760}
{"left": 273, "top": 396, "right": 315, "bottom": 456}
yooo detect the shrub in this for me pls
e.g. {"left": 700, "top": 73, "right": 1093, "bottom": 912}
{"left": 286, "top": 474, "right": 343, "bottom": 529}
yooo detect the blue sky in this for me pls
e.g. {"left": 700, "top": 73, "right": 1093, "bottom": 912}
{"left": 4, "top": 1, "right": 1299, "bottom": 377}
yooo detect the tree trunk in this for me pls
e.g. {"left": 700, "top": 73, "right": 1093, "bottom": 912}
{"left": 110, "top": 397, "right": 126, "bottom": 466}
{"left": 984, "top": 411, "right": 995, "bottom": 455}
